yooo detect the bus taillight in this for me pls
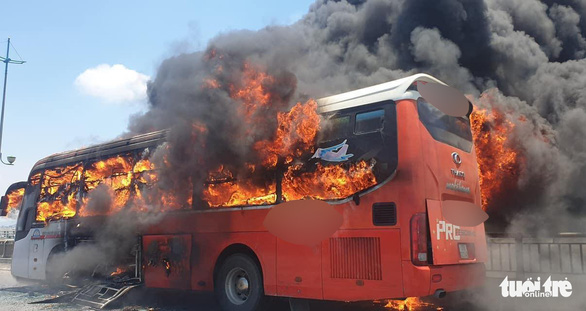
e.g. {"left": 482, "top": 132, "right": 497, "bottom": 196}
{"left": 411, "top": 213, "right": 431, "bottom": 266}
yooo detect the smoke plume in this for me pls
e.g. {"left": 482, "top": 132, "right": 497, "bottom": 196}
{"left": 124, "top": 0, "right": 586, "bottom": 235}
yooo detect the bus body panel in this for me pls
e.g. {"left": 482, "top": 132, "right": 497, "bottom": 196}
{"left": 322, "top": 229, "right": 404, "bottom": 301}
{"left": 394, "top": 99, "right": 427, "bottom": 263}
{"left": 12, "top": 221, "right": 63, "bottom": 280}
{"left": 144, "top": 214, "right": 278, "bottom": 295}
{"left": 11, "top": 231, "right": 30, "bottom": 278}
{"left": 28, "top": 237, "right": 45, "bottom": 279}
{"left": 400, "top": 262, "right": 431, "bottom": 297}
{"left": 428, "top": 263, "right": 485, "bottom": 294}
{"left": 427, "top": 200, "right": 487, "bottom": 265}
{"left": 143, "top": 234, "right": 192, "bottom": 290}
{"left": 276, "top": 239, "right": 322, "bottom": 299}
{"left": 417, "top": 95, "right": 487, "bottom": 267}
{"left": 401, "top": 262, "right": 485, "bottom": 297}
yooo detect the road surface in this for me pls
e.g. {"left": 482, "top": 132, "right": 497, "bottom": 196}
{"left": 3, "top": 261, "right": 586, "bottom": 310}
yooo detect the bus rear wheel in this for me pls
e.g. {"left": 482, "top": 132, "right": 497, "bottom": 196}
{"left": 215, "top": 254, "right": 266, "bottom": 311}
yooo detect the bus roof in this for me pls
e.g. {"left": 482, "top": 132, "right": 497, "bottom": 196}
{"left": 316, "top": 73, "right": 446, "bottom": 113}
{"left": 29, "top": 73, "right": 445, "bottom": 177}
{"left": 29, "top": 130, "right": 167, "bottom": 175}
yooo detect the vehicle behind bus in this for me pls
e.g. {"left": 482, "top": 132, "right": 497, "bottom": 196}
{"left": 9, "top": 74, "right": 486, "bottom": 310}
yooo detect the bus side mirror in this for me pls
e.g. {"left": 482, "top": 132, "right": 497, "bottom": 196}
{"left": 0, "top": 196, "right": 7, "bottom": 216}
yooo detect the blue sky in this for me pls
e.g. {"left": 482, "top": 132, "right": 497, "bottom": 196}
{"left": 0, "top": 0, "right": 315, "bottom": 195}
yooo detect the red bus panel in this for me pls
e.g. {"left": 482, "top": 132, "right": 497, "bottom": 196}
{"left": 143, "top": 234, "right": 192, "bottom": 289}
{"left": 427, "top": 200, "right": 487, "bottom": 265}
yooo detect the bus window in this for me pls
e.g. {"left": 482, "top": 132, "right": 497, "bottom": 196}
{"left": 1, "top": 183, "right": 26, "bottom": 216}
{"left": 130, "top": 148, "right": 193, "bottom": 212}
{"left": 36, "top": 164, "right": 83, "bottom": 222}
{"left": 320, "top": 115, "right": 351, "bottom": 142}
{"left": 417, "top": 97, "right": 473, "bottom": 152}
{"left": 286, "top": 102, "right": 397, "bottom": 201}
{"left": 203, "top": 167, "right": 277, "bottom": 208}
{"left": 80, "top": 154, "right": 135, "bottom": 216}
{"left": 355, "top": 109, "right": 384, "bottom": 134}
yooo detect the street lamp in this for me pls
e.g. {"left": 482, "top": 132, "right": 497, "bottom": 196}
{"left": 0, "top": 153, "right": 15, "bottom": 165}
{"left": 0, "top": 38, "right": 25, "bottom": 165}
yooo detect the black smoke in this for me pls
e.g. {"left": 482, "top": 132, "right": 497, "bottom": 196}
{"left": 126, "top": 0, "right": 586, "bottom": 235}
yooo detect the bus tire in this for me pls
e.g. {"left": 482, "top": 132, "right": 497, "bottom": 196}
{"left": 215, "top": 254, "right": 267, "bottom": 311}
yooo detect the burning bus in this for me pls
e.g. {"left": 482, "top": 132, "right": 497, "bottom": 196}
{"left": 9, "top": 73, "right": 486, "bottom": 310}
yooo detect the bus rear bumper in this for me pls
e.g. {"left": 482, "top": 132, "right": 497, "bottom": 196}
{"left": 402, "top": 261, "right": 485, "bottom": 297}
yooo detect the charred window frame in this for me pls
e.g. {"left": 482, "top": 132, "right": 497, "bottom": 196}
{"left": 81, "top": 153, "right": 136, "bottom": 214}
{"left": 417, "top": 97, "right": 473, "bottom": 152}
{"left": 202, "top": 168, "right": 278, "bottom": 209}
{"left": 34, "top": 163, "right": 84, "bottom": 223}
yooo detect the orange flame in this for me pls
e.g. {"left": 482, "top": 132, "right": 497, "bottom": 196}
{"left": 36, "top": 163, "right": 83, "bottom": 222}
{"left": 255, "top": 100, "right": 321, "bottom": 167}
{"left": 470, "top": 105, "right": 523, "bottom": 211}
{"left": 282, "top": 160, "right": 377, "bottom": 201}
{"left": 110, "top": 267, "right": 127, "bottom": 276}
{"left": 203, "top": 165, "right": 277, "bottom": 207}
{"left": 385, "top": 297, "right": 443, "bottom": 311}
{"left": 230, "top": 62, "right": 275, "bottom": 122}
{"left": 5, "top": 188, "right": 25, "bottom": 215}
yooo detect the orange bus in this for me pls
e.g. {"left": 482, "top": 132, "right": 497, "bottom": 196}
{"left": 9, "top": 73, "right": 486, "bottom": 310}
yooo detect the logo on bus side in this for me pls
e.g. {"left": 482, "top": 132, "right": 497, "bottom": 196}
{"left": 312, "top": 140, "right": 354, "bottom": 162}
{"left": 446, "top": 181, "right": 471, "bottom": 194}
{"left": 436, "top": 220, "right": 461, "bottom": 241}
{"left": 451, "top": 152, "right": 461, "bottom": 165}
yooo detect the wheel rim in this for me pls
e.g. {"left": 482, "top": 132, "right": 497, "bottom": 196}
{"left": 225, "top": 267, "right": 251, "bottom": 305}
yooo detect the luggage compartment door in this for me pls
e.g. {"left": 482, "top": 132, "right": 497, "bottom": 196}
{"left": 143, "top": 234, "right": 192, "bottom": 289}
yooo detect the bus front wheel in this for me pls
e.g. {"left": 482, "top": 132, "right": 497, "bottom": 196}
{"left": 215, "top": 254, "right": 267, "bottom": 311}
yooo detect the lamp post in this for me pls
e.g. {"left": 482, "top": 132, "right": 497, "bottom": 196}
{"left": 0, "top": 38, "right": 25, "bottom": 165}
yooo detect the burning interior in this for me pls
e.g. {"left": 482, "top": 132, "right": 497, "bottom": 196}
{"left": 30, "top": 63, "right": 396, "bottom": 223}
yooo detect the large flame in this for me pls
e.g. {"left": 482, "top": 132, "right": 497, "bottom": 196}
{"left": 282, "top": 160, "right": 377, "bottom": 201}
{"left": 36, "top": 164, "right": 83, "bottom": 222}
{"left": 32, "top": 61, "right": 379, "bottom": 220}
{"left": 5, "top": 187, "right": 25, "bottom": 215}
{"left": 254, "top": 100, "right": 321, "bottom": 167}
{"left": 470, "top": 103, "right": 523, "bottom": 211}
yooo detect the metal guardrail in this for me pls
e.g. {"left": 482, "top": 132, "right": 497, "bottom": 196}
{"left": 0, "top": 239, "right": 13, "bottom": 258}
{"left": 485, "top": 234, "right": 586, "bottom": 279}
{"left": 0, "top": 229, "right": 15, "bottom": 259}
{"left": 0, "top": 229, "right": 15, "bottom": 239}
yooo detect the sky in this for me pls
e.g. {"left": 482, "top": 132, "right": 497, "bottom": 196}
{"left": 0, "top": 0, "right": 315, "bottom": 196}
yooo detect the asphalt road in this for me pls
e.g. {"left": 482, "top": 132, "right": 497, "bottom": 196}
{"left": 2, "top": 262, "right": 586, "bottom": 311}
{"left": 0, "top": 262, "right": 390, "bottom": 311}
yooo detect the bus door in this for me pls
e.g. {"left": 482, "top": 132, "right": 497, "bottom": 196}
{"left": 12, "top": 182, "right": 39, "bottom": 279}
{"left": 28, "top": 228, "right": 45, "bottom": 279}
